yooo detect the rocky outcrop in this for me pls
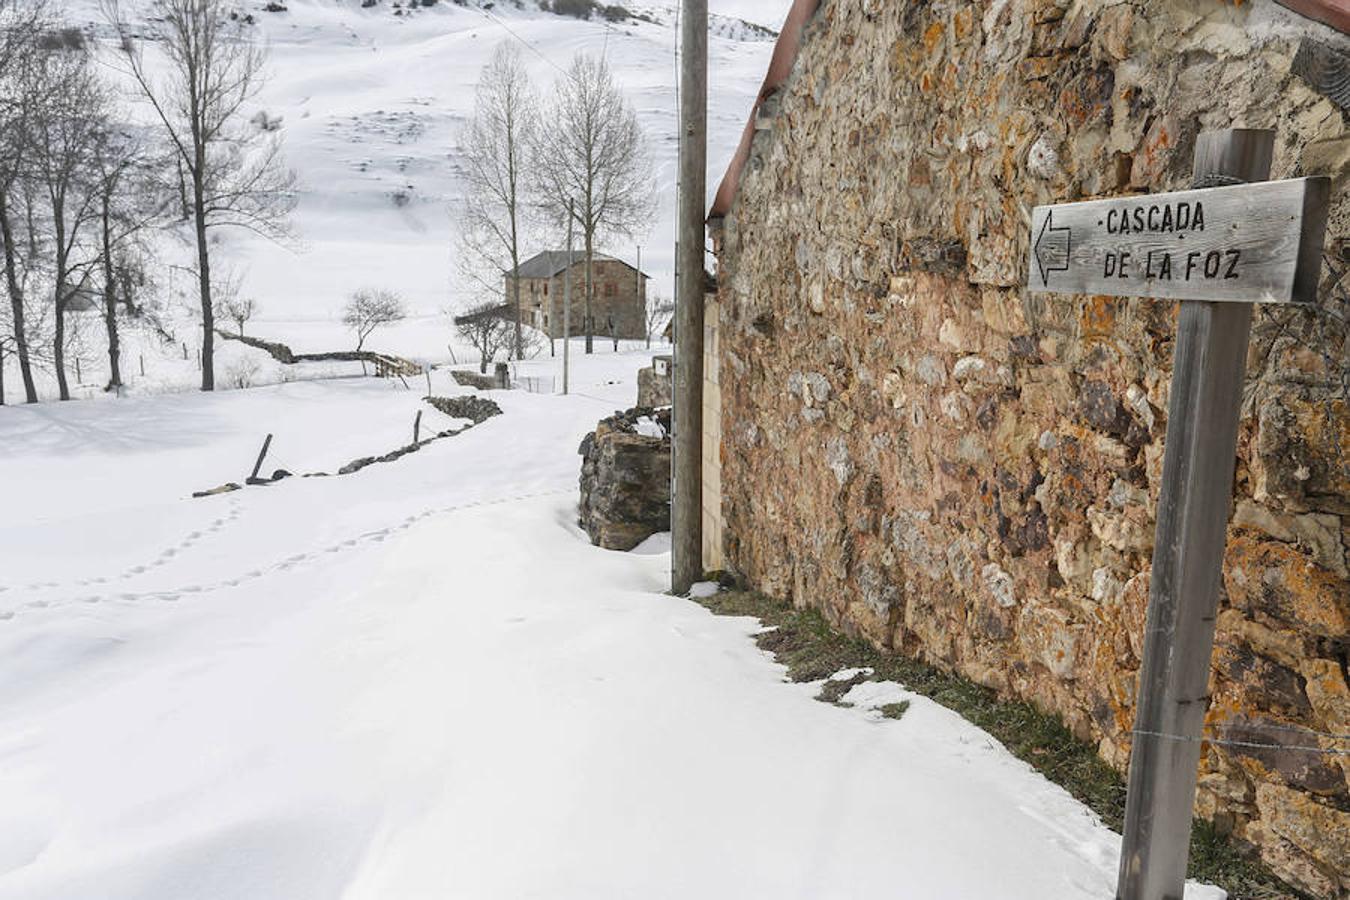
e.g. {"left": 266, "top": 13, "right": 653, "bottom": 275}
{"left": 714, "top": 1, "right": 1350, "bottom": 894}
{"left": 578, "top": 407, "right": 671, "bottom": 550}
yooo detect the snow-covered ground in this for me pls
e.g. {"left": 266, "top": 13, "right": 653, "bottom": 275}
{"left": 5, "top": 0, "right": 785, "bottom": 401}
{"left": 0, "top": 4, "right": 1228, "bottom": 896}
{"left": 0, "top": 349, "right": 1224, "bottom": 899}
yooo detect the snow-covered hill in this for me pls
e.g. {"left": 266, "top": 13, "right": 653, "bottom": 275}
{"left": 12, "top": 0, "right": 785, "bottom": 401}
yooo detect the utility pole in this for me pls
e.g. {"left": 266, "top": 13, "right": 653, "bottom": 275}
{"left": 672, "top": 0, "right": 706, "bottom": 594}
{"left": 563, "top": 199, "right": 573, "bottom": 396}
{"left": 1115, "top": 129, "right": 1276, "bottom": 900}
{"left": 638, "top": 245, "right": 647, "bottom": 348}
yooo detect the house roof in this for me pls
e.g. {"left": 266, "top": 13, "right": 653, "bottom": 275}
{"left": 708, "top": 0, "right": 820, "bottom": 221}
{"left": 1276, "top": 0, "right": 1350, "bottom": 34}
{"left": 511, "top": 250, "right": 650, "bottom": 280}
{"left": 452, "top": 302, "right": 512, "bottom": 326}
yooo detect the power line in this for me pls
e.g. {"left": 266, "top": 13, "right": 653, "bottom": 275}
{"left": 471, "top": 5, "right": 567, "bottom": 75}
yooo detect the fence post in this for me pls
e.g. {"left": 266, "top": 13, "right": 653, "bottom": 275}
{"left": 248, "top": 433, "right": 274, "bottom": 484}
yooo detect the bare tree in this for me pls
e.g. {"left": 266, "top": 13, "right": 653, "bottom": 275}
{"left": 645, "top": 294, "right": 673, "bottom": 348}
{"left": 0, "top": 334, "right": 11, "bottom": 404}
{"left": 457, "top": 43, "right": 537, "bottom": 362}
{"left": 105, "top": 0, "right": 297, "bottom": 392}
{"left": 92, "top": 123, "right": 164, "bottom": 392}
{"left": 0, "top": 0, "right": 46, "bottom": 402}
{"left": 28, "top": 45, "right": 106, "bottom": 401}
{"left": 454, "top": 302, "right": 513, "bottom": 375}
{"left": 532, "top": 53, "right": 653, "bottom": 354}
{"left": 343, "top": 288, "right": 405, "bottom": 351}
{"left": 221, "top": 293, "right": 258, "bottom": 337}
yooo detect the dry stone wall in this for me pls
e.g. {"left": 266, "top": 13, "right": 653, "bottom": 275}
{"left": 715, "top": 1, "right": 1350, "bottom": 895}
{"left": 578, "top": 407, "right": 672, "bottom": 551}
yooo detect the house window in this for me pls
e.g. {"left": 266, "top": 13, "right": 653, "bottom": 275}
{"left": 605, "top": 282, "right": 616, "bottom": 297}
{"left": 544, "top": 283, "right": 549, "bottom": 296}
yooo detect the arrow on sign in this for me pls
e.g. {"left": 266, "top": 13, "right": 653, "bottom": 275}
{"left": 1034, "top": 210, "right": 1071, "bottom": 287}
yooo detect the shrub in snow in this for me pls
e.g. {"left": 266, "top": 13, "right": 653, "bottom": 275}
{"left": 548, "top": 0, "right": 596, "bottom": 20}
{"left": 226, "top": 357, "right": 262, "bottom": 390}
{"left": 251, "top": 110, "right": 283, "bottom": 133}
{"left": 37, "top": 27, "right": 86, "bottom": 51}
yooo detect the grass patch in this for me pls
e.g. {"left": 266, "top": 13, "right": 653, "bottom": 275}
{"left": 694, "top": 590, "right": 1306, "bottom": 900}
{"left": 878, "top": 700, "right": 910, "bottom": 720}
{"left": 813, "top": 671, "right": 866, "bottom": 707}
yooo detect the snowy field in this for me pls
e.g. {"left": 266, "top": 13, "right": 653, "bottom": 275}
{"left": 0, "top": 349, "right": 1225, "bottom": 899}
{"left": 5, "top": 0, "right": 785, "bottom": 401}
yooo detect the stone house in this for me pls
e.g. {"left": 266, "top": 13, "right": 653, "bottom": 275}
{"left": 506, "top": 250, "right": 649, "bottom": 340}
{"left": 702, "top": 1, "right": 1350, "bottom": 895}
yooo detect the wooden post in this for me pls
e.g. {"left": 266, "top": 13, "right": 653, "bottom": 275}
{"left": 249, "top": 433, "right": 274, "bottom": 483}
{"left": 182, "top": 342, "right": 188, "bottom": 360}
{"left": 425, "top": 368, "right": 432, "bottom": 397}
{"left": 563, "top": 199, "right": 573, "bottom": 396}
{"left": 672, "top": 0, "right": 707, "bottom": 594}
{"left": 413, "top": 409, "right": 422, "bottom": 444}
{"left": 1115, "top": 129, "right": 1275, "bottom": 900}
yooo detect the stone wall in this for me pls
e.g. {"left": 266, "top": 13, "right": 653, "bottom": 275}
{"left": 637, "top": 356, "right": 673, "bottom": 407}
{"left": 578, "top": 407, "right": 672, "bottom": 551}
{"left": 714, "top": 1, "right": 1349, "bottom": 895}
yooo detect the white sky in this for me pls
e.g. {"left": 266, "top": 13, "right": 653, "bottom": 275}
{"left": 708, "top": 0, "right": 796, "bottom": 31}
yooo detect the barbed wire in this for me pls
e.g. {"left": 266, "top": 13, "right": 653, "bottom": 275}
{"left": 1132, "top": 728, "right": 1350, "bottom": 757}
{"left": 1204, "top": 719, "right": 1350, "bottom": 742}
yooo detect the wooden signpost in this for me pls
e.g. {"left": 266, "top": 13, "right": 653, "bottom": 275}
{"left": 1031, "top": 173, "right": 1327, "bottom": 304}
{"left": 1028, "top": 129, "right": 1330, "bottom": 900}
